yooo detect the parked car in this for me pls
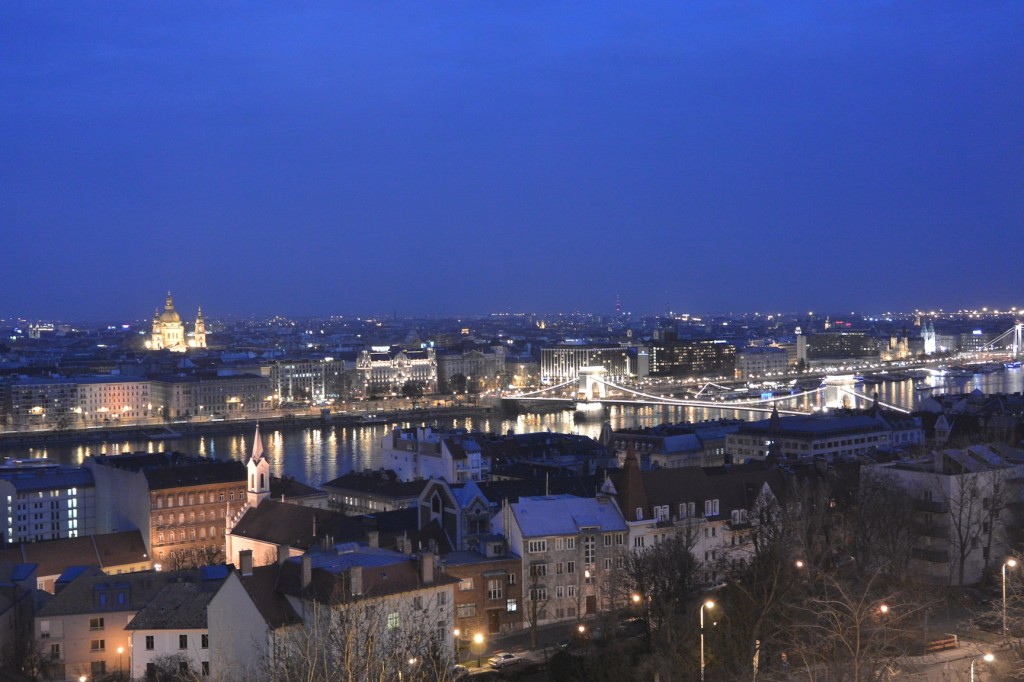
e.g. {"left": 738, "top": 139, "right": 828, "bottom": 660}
{"left": 488, "top": 652, "right": 522, "bottom": 669}
{"left": 449, "top": 664, "right": 469, "bottom": 680}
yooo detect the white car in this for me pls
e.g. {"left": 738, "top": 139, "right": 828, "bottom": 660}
{"left": 488, "top": 652, "right": 522, "bottom": 669}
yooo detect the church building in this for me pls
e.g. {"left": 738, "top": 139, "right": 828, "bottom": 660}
{"left": 146, "top": 292, "right": 207, "bottom": 352}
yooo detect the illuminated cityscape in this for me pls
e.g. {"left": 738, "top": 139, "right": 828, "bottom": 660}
{"left": 2, "top": 2, "right": 1022, "bottom": 681}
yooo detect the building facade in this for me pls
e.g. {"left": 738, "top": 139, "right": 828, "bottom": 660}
{"left": 147, "top": 293, "right": 207, "bottom": 352}
{"left": 356, "top": 348, "right": 438, "bottom": 396}
{"left": 1, "top": 459, "right": 96, "bottom": 545}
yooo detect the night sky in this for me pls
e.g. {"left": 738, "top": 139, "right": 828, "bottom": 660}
{"left": 2, "top": 3, "right": 1022, "bottom": 321}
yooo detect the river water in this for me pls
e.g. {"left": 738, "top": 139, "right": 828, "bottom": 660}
{"left": 6, "top": 369, "right": 1022, "bottom": 488}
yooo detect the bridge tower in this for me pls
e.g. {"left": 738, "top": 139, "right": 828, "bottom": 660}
{"left": 577, "top": 366, "right": 609, "bottom": 401}
{"left": 1015, "top": 323, "right": 1022, "bottom": 358}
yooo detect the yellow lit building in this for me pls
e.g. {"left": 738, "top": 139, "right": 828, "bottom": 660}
{"left": 146, "top": 292, "right": 206, "bottom": 352}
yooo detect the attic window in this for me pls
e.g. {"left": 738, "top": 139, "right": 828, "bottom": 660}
{"left": 635, "top": 507, "right": 643, "bottom": 520}
{"left": 704, "top": 499, "right": 719, "bottom": 517}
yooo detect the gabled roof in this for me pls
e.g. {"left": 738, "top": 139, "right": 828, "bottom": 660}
{"left": 230, "top": 499, "right": 367, "bottom": 550}
{"left": 238, "top": 565, "right": 302, "bottom": 629}
{"left": 125, "top": 581, "right": 219, "bottom": 630}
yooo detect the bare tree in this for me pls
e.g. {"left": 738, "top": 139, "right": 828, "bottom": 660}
{"left": 851, "top": 469, "right": 916, "bottom": 581}
{"left": 783, "top": 570, "right": 925, "bottom": 681}
{"left": 525, "top": 567, "right": 550, "bottom": 649}
{"left": 263, "top": 595, "right": 456, "bottom": 682}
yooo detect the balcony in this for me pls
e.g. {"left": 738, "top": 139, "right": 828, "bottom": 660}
{"left": 917, "top": 524, "right": 949, "bottom": 540}
{"left": 913, "top": 499, "right": 947, "bottom": 514}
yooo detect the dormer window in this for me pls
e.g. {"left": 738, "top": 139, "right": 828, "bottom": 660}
{"left": 635, "top": 507, "right": 643, "bottom": 520}
{"left": 704, "top": 499, "right": 720, "bottom": 517}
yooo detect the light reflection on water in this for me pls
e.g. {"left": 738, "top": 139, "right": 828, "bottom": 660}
{"left": 6, "top": 371, "right": 1022, "bottom": 488}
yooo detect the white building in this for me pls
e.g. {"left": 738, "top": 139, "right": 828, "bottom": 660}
{"left": 867, "top": 444, "right": 1024, "bottom": 585}
{"left": 734, "top": 346, "right": 790, "bottom": 380}
{"left": 608, "top": 450, "right": 780, "bottom": 583}
{"left": 726, "top": 409, "right": 924, "bottom": 463}
{"left": 382, "top": 427, "right": 492, "bottom": 483}
{"left": 492, "top": 494, "right": 628, "bottom": 625}
{"left": 356, "top": 347, "right": 437, "bottom": 396}
{"left": 1, "top": 459, "right": 96, "bottom": 545}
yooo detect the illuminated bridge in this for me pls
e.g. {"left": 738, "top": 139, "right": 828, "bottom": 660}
{"left": 501, "top": 372, "right": 912, "bottom": 417}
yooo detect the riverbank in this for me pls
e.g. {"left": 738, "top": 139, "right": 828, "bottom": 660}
{"left": 0, "top": 404, "right": 499, "bottom": 448}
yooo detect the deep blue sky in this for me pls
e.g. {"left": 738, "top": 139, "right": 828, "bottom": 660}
{"left": 2, "top": 2, "right": 1022, "bottom": 321}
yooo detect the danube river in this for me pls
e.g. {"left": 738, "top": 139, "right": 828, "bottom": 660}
{"left": 5, "top": 369, "right": 1022, "bottom": 488}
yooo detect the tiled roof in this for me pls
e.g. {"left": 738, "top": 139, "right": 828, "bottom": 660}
{"left": 512, "top": 495, "right": 626, "bottom": 537}
{"left": 125, "top": 581, "right": 219, "bottom": 630}
{"left": 230, "top": 500, "right": 366, "bottom": 550}
{"left": 238, "top": 565, "right": 302, "bottom": 628}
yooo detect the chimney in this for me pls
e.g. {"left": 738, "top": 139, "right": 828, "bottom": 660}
{"left": 276, "top": 543, "right": 289, "bottom": 565}
{"left": 350, "top": 565, "right": 363, "bottom": 597}
{"left": 301, "top": 555, "right": 312, "bottom": 590}
{"left": 239, "top": 549, "right": 253, "bottom": 577}
{"left": 420, "top": 550, "right": 434, "bottom": 585}
{"left": 368, "top": 530, "right": 379, "bottom": 548}
{"left": 401, "top": 531, "right": 412, "bottom": 555}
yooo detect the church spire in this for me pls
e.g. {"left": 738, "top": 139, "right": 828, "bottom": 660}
{"left": 247, "top": 423, "right": 270, "bottom": 508}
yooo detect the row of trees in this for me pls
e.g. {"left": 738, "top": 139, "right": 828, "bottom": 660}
{"left": 555, "top": 466, "right": 1023, "bottom": 680}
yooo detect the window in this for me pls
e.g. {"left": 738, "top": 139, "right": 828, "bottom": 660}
{"left": 179, "top": 634, "right": 188, "bottom": 650}
{"left": 529, "top": 564, "right": 547, "bottom": 578}
{"left": 508, "top": 572, "right": 516, "bottom": 585}
{"left": 705, "top": 499, "right": 720, "bottom": 516}
{"left": 488, "top": 579, "right": 504, "bottom": 600}
{"left": 565, "top": 537, "right": 576, "bottom": 550}
{"left": 655, "top": 505, "right": 669, "bottom": 521}
{"left": 566, "top": 561, "right": 576, "bottom": 574}
{"left": 635, "top": 507, "right": 643, "bottom": 520}
{"left": 89, "top": 617, "right": 104, "bottom": 630}
{"left": 527, "top": 539, "right": 547, "bottom": 553}
{"left": 91, "top": 661, "right": 107, "bottom": 675}
{"left": 584, "top": 535, "right": 595, "bottom": 566}
{"left": 530, "top": 587, "right": 548, "bottom": 601}
{"left": 567, "top": 585, "right": 577, "bottom": 597}
{"left": 90, "top": 640, "right": 105, "bottom": 652}
{"left": 413, "top": 596, "right": 424, "bottom": 610}
{"left": 506, "top": 598, "right": 518, "bottom": 612}
{"left": 202, "top": 634, "right": 209, "bottom": 649}
{"left": 603, "top": 558, "right": 612, "bottom": 570}
{"left": 146, "top": 636, "right": 154, "bottom": 650}
{"left": 604, "top": 534, "right": 612, "bottom": 547}
{"left": 49, "top": 643, "right": 60, "bottom": 659}
{"left": 634, "top": 536, "right": 645, "bottom": 548}
{"left": 556, "top": 562, "right": 564, "bottom": 575}
{"left": 616, "top": 533, "right": 625, "bottom": 546}
{"left": 459, "top": 579, "right": 474, "bottom": 591}
{"left": 555, "top": 586, "right": 564, "bottom": 598}
{"left": 457, "top": 603, "right": 477, "bottom": 618}
{"left": 387, "top": 612, "right": 401, "bottom": 630}
{"left": 438, "top": 591, "right": 447, "bottom": 605}
{"left": 202, "top": 662, "right": 210, "bottom": 677}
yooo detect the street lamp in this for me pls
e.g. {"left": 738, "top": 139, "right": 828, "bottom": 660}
{"left": 117, "top": 646, "right": 124, "bottom": 675}
{"left": 1004, "top": 558, "right": 1018, "bottom": 637}
{"left": 700, "top": 599, "right": 715, "bottom": 682}
{"left": 971, "top": 652, "right": 994, "bottom": 682}
{"left": 453, "top": 628, "right": 461, "bottom": 662}
{"left": 470, "top": 632, "right": 486, "bottom": 668}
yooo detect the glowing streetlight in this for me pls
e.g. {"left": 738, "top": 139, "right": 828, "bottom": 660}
{"left": 1004, "top": 558, "right": 1018, "bottom": 638}
{"left": 971, "top": 652, "right": 995, "bottom": 682}
{"left": 878, "top": 604, "right": 889, "bottom": 615}
{"left": 700, "top": 600, "right": 716, "bottom": 682}
{"left": 470, "top": 632, "right": 486, "bottom": 668}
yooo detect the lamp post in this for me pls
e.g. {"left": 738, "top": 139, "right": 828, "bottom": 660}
{"left": 700, "top": 600, "right": 715, "bottom": 682}
{"left": 971, "top": 652, "right": 994, "bottom": 682}
{"left": 1003, "top": 558, "right": 1018, "bottom": 638}
{"left": 453, "top": 628, "right": 461, "bottom": 663}
{"left": 117, "top": 646, "right": 124, "bottom": 676}
{"left": 470, "top": 632, "right": 486, "bottom": 669}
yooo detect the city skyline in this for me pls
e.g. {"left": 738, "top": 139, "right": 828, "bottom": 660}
{"left": 2, "top": 3, "right": 1022, "bottom": 320}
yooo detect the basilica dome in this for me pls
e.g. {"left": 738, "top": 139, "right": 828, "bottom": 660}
{"left": 159, "top": 294, "right": 181, "bottom": 323}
